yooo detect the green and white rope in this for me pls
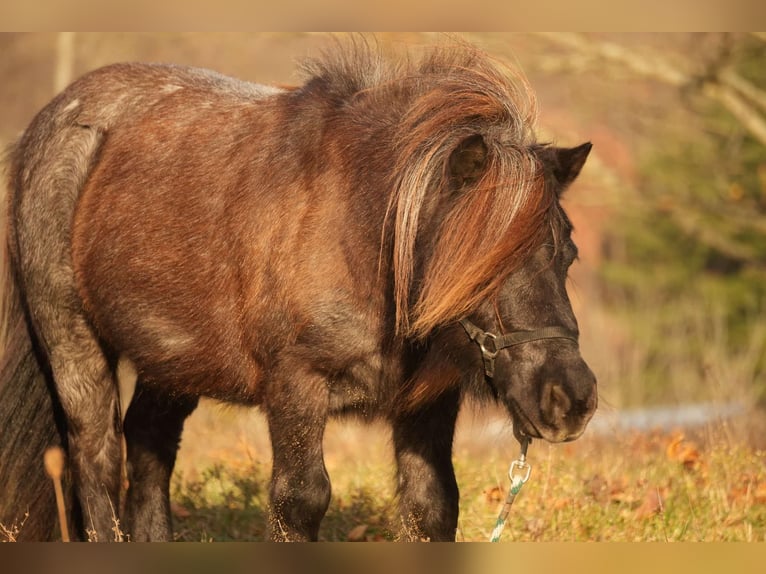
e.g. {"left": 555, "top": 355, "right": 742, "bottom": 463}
{"left": 489, "top": 438, "right": 531, "bottom": 542}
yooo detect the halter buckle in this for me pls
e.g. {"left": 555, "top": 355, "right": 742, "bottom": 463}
{"left": 478, "top": 331, "right": 499, "bottom": 359}
{"left": 460, "top": 318, "right": 578, "bottom": 381}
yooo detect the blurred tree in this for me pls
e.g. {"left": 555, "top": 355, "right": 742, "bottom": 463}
{"left": 532, "top": 33, "right": 766, "bottom": 405}
{"left": 54, "top": 32, "right": 75, "bottom": 93}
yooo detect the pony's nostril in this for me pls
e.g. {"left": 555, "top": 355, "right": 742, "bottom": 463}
{"left": 541, "top": 382, "right": 572, "bottom": 427}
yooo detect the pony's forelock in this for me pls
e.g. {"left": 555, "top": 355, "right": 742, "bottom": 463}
{"left": 383, "top": 47, "right": 546, "bottom": 338}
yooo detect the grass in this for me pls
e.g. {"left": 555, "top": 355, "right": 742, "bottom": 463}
{"left": 169, "top": 406, "right": 400, "bottom": 542}
{"left": 170, "top": 461, "right": 396, "bottom": 542}
{"left": 0, "top": 512, "right": 28, "bottom": 542}
{"left": 453, "top": 426, "right": 766, "bottom": 542}
{"left": 163, "top": 403, "right": 766, "bottom": 542}
{"left": 2, "top": 404, "right": 764, "bottom": 542}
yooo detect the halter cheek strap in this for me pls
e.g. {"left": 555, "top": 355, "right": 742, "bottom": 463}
{"left": 459, "top": 318, "right": 578, "bottom": 378}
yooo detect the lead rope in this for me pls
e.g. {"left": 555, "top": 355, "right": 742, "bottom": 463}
{"left": 489, "top": 435, "right": 531, "bottom": 542}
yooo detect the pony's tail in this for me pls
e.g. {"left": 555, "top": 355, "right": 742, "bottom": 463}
{"left": 0, "top": 153, "right": 66, "bottom": 541}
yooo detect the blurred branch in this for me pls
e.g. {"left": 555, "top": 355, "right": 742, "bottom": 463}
{"left": 532, "top": 32, "right": 687, "bottom": 86}
{"left": 532, "top": 32, "right": 766, "bottom": 147}
{"left": 673, "top": 213, "right": 757, "bottom": 263}
{"left": 55, "top": 32, "right": 75, "bottom": 94}
{"left": 702, "top": 81, "right": 766, "bottom": 146}
{"left": 719, "top": 69, "right": 766, "bottom": 114}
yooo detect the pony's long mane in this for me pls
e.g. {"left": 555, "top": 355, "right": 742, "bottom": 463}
{"left": 302, "top": 40, "right": 551, "bottom": 339}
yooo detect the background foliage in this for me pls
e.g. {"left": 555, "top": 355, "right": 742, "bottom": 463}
{"left": 1, "top": 33, "right": 765, "bottom": 542}
{"left": 589, "top": 34, "right": 766, "bottom": 406}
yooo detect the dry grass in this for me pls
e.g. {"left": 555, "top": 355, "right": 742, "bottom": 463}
{"left": 0, "top": 511, "right": 28, "bottom": 542}
{"left": 166, "top": 401, "right": 766, "bottom": 542}
{"left": 3, "top": 401, "right": 764, "bottom": 542}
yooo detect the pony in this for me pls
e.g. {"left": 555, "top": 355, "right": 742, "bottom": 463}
{"left": 0, "top": 40, "right": 597, "bottom": 541}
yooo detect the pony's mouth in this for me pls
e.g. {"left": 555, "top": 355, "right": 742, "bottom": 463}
{"left": 506, "top": 396, "right": 587, "bottom": 444}
{"left": 506, "top": 398, "right": 543, "bottom": 440}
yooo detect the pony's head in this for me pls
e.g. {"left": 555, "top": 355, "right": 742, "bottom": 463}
{"left": 381, "top": 46, "right": 597, "bottom": 442}
{"left": 457, "top": 142, "right": 597, "bottom": 442}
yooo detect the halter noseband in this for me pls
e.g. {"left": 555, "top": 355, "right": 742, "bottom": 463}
{"left": 459, "top": 318, "right": 578, "bottom": 379}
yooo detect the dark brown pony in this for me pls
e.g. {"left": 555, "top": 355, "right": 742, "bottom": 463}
{"left": 0, "top": 42, "right": 597, "bottom": 541}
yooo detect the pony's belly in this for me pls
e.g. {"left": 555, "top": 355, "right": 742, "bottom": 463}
{"left": 96, "top": 307, "right": 265, "bottom": 404}
{"left": 328, "top": 381, "right": 380, "bottom": 418}
{"left": 325, "top": 357, "right": 397, "bottom": 419}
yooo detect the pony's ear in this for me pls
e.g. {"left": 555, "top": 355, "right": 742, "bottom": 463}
{"left": 448, "top": 134, "right": 488, "bottom": 190}
{"left": 548, "top": 142, "right": 592, "bottom": 193}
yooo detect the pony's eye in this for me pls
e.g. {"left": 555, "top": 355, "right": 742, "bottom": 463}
{"left": 568, "top": 242, "right": 579, "bottom": 263}
{"left": 557, "top": 240, "right": 578, "bottom": 268}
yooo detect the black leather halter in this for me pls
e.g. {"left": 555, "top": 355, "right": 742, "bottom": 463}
{"left": 459, "top": 318, "right": 578, "bottom": 379}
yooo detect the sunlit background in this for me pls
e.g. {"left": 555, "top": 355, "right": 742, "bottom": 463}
{"left": 2, "top": 33, "right": 764, "bottom": 541}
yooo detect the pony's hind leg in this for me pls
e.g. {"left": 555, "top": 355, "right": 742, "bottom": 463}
{"left": 10, "top": 116, "right": 123, "bottom": 540}
{"left": 43, "top": 318, "right": 124, "bottom": 541}
{"left": 17, "top": 192, "right": 124, "bottom": 541}
{"left": 392, "top": 389, "right": 461, "bottom": 541}
{"left": 122, "top": 380, "right": 198, "bottom": 541}
{"left": 264, "top": 370, "right": 331, "bottom": 541}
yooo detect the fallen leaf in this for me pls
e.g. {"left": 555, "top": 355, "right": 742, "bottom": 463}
{"left": 525, "top": 518, "right": 546, "bottom": 539}
{"left": 484, "top": 486, "right": 505, "bottom": 504}
{"left": 170, "top": 502, "right": 191, "bottom": 519}
{"left": 754, "top": 482, "right": 766, "bottom": 504}
{"left": 635, "top": 488, "right": 664, "bottom": 520}
{"left": 585, "top": 474, "right": 609, "bottom": 503}
{"left": 347, "top": 524, "right": 368, "bottom": 542}
{"left": 665, "top": 433, "right": 702, "bottom": 471}
{"left": 609, "top": 477, "right": 628, "bottom": 501}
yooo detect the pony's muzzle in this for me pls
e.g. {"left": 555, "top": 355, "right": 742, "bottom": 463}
{"left": 539, "top": 368, "right": 597, "bottom": 442}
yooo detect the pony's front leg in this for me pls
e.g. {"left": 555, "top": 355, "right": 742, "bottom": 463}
{"left": 392, "top": 389, "right": 461, "bottom": 541}
{"left": 264, "top": 371, "right": 331, "bottom": 541}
